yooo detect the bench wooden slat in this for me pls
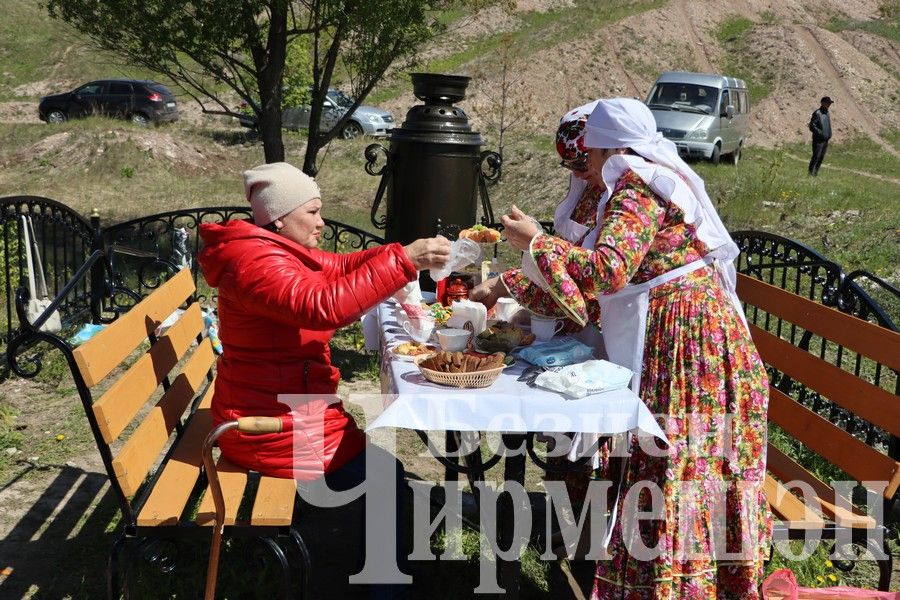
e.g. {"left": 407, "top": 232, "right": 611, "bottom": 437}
{"left": 737, "top": 274, "right": 900, "bottom": 371}
{"left": 251, "top": 476, "right": 296, "bottom": 526}
{"left": 73, "top": 269, "right": 196, "bottom": 388}
{"left": 767, "top": 444, "right": 876, "bottom": 528}
{"left": 196, "top": 455, "right": 248, "bottom": 526}
{"left": 769, "top": 385, "right": 900, "bottom": 497}
{"left": 136, "top": 380, "right": 216, "bottom": 526}
{"left": 112, "top": 339, "right": 216, "bottom": 497}
{"left": 763, "top": 474, "right": 825, "bottom": 528}
{"left": 749, "top": 323, "right": 900, "bottom": 436}
{"left": 93, "top": 303, "right": 205, "bottom": 444}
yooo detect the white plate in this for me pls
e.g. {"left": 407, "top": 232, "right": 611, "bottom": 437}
{"left": 387, "top": 342, "right": 437, "bottom": 362}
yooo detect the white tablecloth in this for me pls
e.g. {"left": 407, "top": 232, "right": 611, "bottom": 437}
{"left": 364, "top": 302, "right": 667, "bottom": 443}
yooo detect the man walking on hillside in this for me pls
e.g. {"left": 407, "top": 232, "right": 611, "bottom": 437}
{"left": 808, "top": 96, "right": 833, "bottom": 176}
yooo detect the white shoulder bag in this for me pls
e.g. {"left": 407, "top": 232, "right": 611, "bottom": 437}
{"left": 21, "top": 215, "right": 62, "bottom": 333}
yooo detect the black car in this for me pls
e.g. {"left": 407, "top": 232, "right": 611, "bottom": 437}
{"left": 38, "top": 79, "right": 179, "bottom": 126}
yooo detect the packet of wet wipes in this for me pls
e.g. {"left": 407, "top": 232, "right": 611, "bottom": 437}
{"left": 515, "top": 338, "right": 593, "bottom": 367}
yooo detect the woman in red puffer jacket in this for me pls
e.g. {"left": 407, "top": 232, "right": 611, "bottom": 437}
{"left": 198, "top": 162, "right": 449, "bottom": 481}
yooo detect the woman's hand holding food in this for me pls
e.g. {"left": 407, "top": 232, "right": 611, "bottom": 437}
{"left": 500, "top": 205, "right": 540, "bottom": 252}
{"left": 469, "top": 276, "right": 508, "bottom": 310}
{"left": 404, "top": 235, "right": 451, "bottom": 271}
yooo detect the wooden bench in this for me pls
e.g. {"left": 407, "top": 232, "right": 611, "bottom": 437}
{"left": 40, "top": 268, "right": 308, "bottom": 598}
{"left": 736, "top": 273, "right": 900, "bottom": 589}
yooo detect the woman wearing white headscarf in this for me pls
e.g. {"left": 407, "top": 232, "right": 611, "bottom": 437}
{"left": 496, "top": 99, "right": 771, "bottom": 600}
{"left": 472, "top": 100, "right": 607, "bottom": 342}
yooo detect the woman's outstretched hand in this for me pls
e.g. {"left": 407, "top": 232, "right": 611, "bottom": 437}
{"left": 469, "top": 276, "right": 508, "bottom": 310}
{"left": 500, "top": 205, "right": 540, "bottom": 252}
{"left": 404, "top": 235, "right": 451, "bottom": 271}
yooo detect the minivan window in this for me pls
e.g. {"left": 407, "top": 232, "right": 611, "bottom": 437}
{"left": 109, "top": 83, "right": 132, "bottom": 94}
{"left": 720, "top": 89, "right": 731, "bottom": 115}
{"left": 647, "top": 83, "right": 718, "bottom": 115}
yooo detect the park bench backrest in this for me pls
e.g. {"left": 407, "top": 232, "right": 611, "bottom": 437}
{"left": 70, "top": 268, "right": 216, "bottom": 522}
{"left": 737, "top": 273, "right": 900, "bottom": 524}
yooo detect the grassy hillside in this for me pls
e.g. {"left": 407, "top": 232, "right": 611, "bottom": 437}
{"left": 0, "top": 0, "right": 171, "bottom": 101}
{"left": 0, "top": 0, "right": 897, "bottom": 281}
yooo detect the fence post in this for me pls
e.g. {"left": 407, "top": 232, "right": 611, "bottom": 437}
{"left": 89, "top": 208, "right": 104, "bottom": 323}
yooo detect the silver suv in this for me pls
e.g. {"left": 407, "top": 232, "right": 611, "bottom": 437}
{"left": 240, "top": 89, "right": 395, "bottom": 139}
{"left": 646, "top": 72, "right": 749, "bottom": 165}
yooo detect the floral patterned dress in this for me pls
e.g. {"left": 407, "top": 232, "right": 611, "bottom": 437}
{"left": 504, "top": 169, "right": 771, "bottom": 600}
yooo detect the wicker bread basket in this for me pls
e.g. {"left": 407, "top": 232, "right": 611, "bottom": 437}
{"left": 415, "top": 356, "right": 505, "bottom": 389}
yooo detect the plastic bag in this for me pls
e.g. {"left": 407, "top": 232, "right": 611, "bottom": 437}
{"left": 154, "top": 309, "right": 184, "bottom": 338}
{"left": 68, "top": 323, "right": 105, "bottom": 347}
{"left": 515, "top": 337, "right": 594, "bottom": 367}
{"left": 171, "top": 227, "right": 192, "bottom": 269}
{"left": 202, "top": 309, "right": 223, "bottom": 354}
{"left": 429, "top": 238, "right": 481, "bottom": 282}
{"left": 762, "top": 568, "right": 899, "bottom": 600}
{"left": 533, "top": 359, "right": 633, "bottom": 399}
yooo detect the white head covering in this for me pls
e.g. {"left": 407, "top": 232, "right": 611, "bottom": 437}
{"left": 583, "top": 98, "right": 744, "bottom": 323}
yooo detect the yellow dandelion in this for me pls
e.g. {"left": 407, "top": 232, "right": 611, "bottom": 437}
{"left": 828, "top": 574, "right": 837, "bottom": 582}
{"left": 824, "top": 560, "right": 833, "bottom": 568}
{"left": 816, "top": 576, "right": 825, "bottom": 583}
{"left": 55, "top": 434, "right": 65, "bottom": 441}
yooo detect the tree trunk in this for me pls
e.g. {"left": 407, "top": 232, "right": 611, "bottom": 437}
{"left": 256, "top": 0, "right": 288, "bottom": 164}
{"left": 302, "top": 134, "right": 322, "bottom": 176}
{"left": 260, "top": 106, "right": 285, "bottom": 164}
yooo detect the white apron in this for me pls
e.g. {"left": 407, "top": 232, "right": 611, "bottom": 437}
{"left": 598, "top": 255, "right": 716, "bottom": 394}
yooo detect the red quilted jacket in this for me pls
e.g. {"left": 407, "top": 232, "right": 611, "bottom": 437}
{"left": 198, "top": 219, "right": 416, "bottom": 479}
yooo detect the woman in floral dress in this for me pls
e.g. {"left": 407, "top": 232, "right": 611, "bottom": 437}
{"left": 474, "top": 98, "right": 770, "bottom": 599}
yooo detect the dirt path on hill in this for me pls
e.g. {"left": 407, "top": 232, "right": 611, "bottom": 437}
{"left": 606, "top": 37, "right": 644, "bottom": 98}
{"left": 793, "top": 24, "right": 900, "bottom": 159}
{"left": 675, "top": 0, "right": 715, "bottom": 73}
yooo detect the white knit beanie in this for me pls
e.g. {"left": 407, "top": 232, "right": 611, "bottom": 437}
{"left": 243, "top": 162, "right": 321, "bottom": 226}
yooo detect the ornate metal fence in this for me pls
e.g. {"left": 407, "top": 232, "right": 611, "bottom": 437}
{"left": 0, "top": 197, "right": 99, "bottom": 352}
{"left": 0, "top": 199, "right": 384, "bottom": 347}
{"left": 733, "top": 230, "right": 900, "bottom": 460}
{"left": 102, "top": 206, "right": 384, "bottom": 300}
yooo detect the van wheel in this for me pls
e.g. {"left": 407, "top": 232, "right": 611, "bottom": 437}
{"left": 709, "top": 144, "right": 721, "bottom": 165}
{"left": 728, "top": 145, "right": 741, "bottom": 166}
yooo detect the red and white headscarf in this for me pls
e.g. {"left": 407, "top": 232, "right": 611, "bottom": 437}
{"left": 555, "top": 100, "right": 599, "bottom": 166}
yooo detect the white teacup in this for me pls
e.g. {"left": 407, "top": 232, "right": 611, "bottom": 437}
{"left": 401, "top": 316, "right": 436, "bottom": 344}
{"left": 436, "top": 328, "right": 472, "bottom": 352}
{"left": 530, "top": 314, "right": 564, "bottom": 342}
{"left": 493, "top": 297, "right": 521, "bottom": 322}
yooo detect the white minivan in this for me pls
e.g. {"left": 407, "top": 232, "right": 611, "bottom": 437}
{"left": 645, "top": 72, "right": 749, "bottom": 165}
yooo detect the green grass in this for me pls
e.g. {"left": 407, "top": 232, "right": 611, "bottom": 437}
{"left": 0, "top": 397, "right": 24, "bottom": 476}
{"left": 716, "top": 15, "right": 755, "bottom": 43}
{"left": 715, "top": 16, "right": 776, "bottom": 105}
{"left": 825, "top": 13, "right": 900, "bottom": 44}
{"left": 370, "top": 0, "right": 665, "bottom": 104}
{"left": 0, "top": 0, "right": 168, "bottom": 101}
{"left": 694, "top": 141, "right": 900, "bottom": 277}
